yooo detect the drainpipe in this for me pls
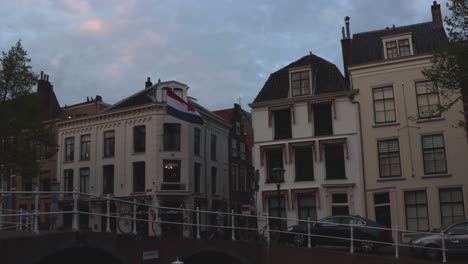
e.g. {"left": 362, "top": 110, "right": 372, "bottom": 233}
{"left": 349, "top": 92, "right": 368, "bottom": 218}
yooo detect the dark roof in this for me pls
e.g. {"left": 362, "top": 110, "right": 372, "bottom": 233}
{"left": 252, "top": 54, "right": 347, "bottom": 104}
{"left": 104, "top": 87, "right": 157, "bottom": 112}
{"left": 213, "top": 107, "right": 252, "bottom": 123}
{"left": 351, "top": 22, "right": 447, "bottom": 65}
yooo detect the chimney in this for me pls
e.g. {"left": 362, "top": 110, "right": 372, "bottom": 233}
{"left": 145, "top": 77, "right": 153, "bottom": 88}
{"left": 341, "top": 16, "right": 352, "bottom": 84}
{"left": 431, "top": 1, "right": 443, "bottom": 27}
{"left": 95, "top": 95, "right": 102, "bottom": 102}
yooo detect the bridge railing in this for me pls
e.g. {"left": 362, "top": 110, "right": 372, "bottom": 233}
{"left": 0, "top": 190, "right": 448, "bottom": 263}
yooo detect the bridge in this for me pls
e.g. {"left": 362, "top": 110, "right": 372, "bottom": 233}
{"left": 0, "top": 190, "right": 455, "bottom": 264}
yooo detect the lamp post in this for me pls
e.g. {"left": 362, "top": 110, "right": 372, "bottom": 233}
{"left": 271, "top": 167, "right": 284, "bottom": 230}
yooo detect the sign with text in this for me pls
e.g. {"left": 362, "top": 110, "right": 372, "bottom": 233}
{"left": 142, "top": 250, "right": 159, "bottom": 264}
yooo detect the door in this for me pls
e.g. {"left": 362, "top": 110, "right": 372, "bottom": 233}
{"left": 374, "top": 193, "right": 392, "bottom": 228}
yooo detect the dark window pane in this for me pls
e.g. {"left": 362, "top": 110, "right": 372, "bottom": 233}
{"left": 405, "top": 190, "right": 429, "bottom": 231}
{"left": 374, "top": 192, "right": 390, "bottom": 204}
{"left": 164, "top": 123, "right": 181, "bottom": 151}
{"left": 332, "top": 206, "right": 349, "bottom": 216}
{"left": 211, "top": 167, "right": 217, "bottom": 194}
{"left": 211, "top": 134, "right": 217, "bottom": 161}
{"left": 194, "top": 163, "right": 201, "bottom": 193}
{"left": 65, "top": 137, "right": 74, "bottom": 162}
{"left": 313, "top": 104, "right": 333, "bottom": 136}
{"left": 298, "top": 194, "right": 317, "bottom": 221}
{"left": 79, "top": 168, "right": 90, "bottom": 193}
{"left": 103, "top": 131, "right": 115, "bottom": 158}
{"left": 273, "top": 109, "right": 292, "bottom": 139}
{"left": 133, "top": 126, "right": 146, "bottom": 153}
{"left": 103, "top": 165, "right": 114, "bottom": 194}
{"left": 133, "top": 162, "right": 145, "bottom": 192}
{"left": 80, "top": 135, "right": 91, "bottom": 160}
{"left": 194, "top": 128, "right": 201, "bottom": 155}
{"left": 294, "top": 147, "right": 314, "bottom": 180}
{"left": 163, "top": 160, "right": 181, "bottom": 183}
{"left": 332, "top": 193, "right": 348, "bottom": 203}
{"left": 325, "top": 144, "right": 346, "bottom": 179}
{"left": 266, "top": 149, "right": 283, "bottom": 182}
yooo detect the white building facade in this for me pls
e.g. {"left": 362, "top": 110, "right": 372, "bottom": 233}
{"left": 251, "top": 54, "right": 364, "bottom": 228}
{"left": 55, "top": 80, "right": 229, "bottom": 234}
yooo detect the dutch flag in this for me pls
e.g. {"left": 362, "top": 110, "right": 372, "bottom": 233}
{"left": 166, "top": 89, "right": 204, "bottom": 124}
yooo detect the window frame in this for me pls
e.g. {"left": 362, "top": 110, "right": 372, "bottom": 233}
{"left": 294, "top": 146, "right": 314, "bottom": 181}
{"left": 194, "top": 128, "right": 201, "bottom": 156}
{"left": 133, "top": 125, "right": 146, "bottom": 153}
{"left": 331, "top": 193, "right": 350, "bottom": 216}
{"left": 132, "top": 161, "right": 146, "bottom": 193}
{"left": 297, "top": 193, "right": 317, "bottom": 222}
{"left": 416, "top": 81, "right": 441, "bottom": 119}
{"left": 377, "top": 138, "right": 401, "bottom": 178}
{"left": 265, "top": 149, "right": 284, "bottom": 183}
{"left": 64, "top": 169, "right": 74, "bottom": 195}
{"left": 211, "top": 134, "right": 217, "bottom": 161}
{"left": 439, "top": 188, "right": 465, "bottom": 226}
{"left": 103, "top": 130, "right": 115, "bottom": 158}
{"left": 102, "top": 165, "right": 114, "bottom": 195}
{"left": 290, "top": 69, "right": 311, "bottom": 97}
{"left": 79, "top": 167, "right": 90, "bottom": 193}
{"left": 372, "top": 86, "right": 396, "bottom": 124}
{"left": 382, "top": 35, "right": 413, "bottom": 59}
{"left": 80, "top": 134, "right": 91, "bottom": 161}
{"left": 194, "top": 162, "right": 201, "bottom": 193}
{"left": 421, "top": 134, "right": 447, "bottom": 175}
{"left": 64, "top": 137, "right": 75, "bottom": 162}
{"left": 211, "top": 167, "right": 217, "bottom": 195}
{"left": 324, "top": 144, "right": 346, "bottom": 180}
{"left": 163, "top": 123, "right": 181, "bottom": 151}
{"left": 313, "top": 103, "right": 333, "bottom": 136}
{"left": 404, "top": 190, "right": 430, "bottom": 231}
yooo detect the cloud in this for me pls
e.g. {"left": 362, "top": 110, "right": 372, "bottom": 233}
{"left": 80, "top": 19, "right": 104, "bottom": 32}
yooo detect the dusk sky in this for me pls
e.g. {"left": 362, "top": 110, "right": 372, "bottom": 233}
{"left": 2, "top": 0, "right": 450, "bottom": 110}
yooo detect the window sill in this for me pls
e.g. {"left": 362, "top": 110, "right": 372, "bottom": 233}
{"left": 132, "top": 152, "right": 146, "bottom": 155}
{"left": 79, "top": 159, "right": 90, "bottom": 162}
{"left": 422, "top": 173, "right": 451, "bottom": 179}
{"left": 265, "top": 180, "right": 285, "bottom": 184}
{"left": 163, "top": 149, "right": 181, "bottom": 152}
{"left": 373, "top": 122, "right": 400, "bottom": 128}
{"left": 415, "top": 117, "right": 444, "bottom": 123}
{"left": 63, "top": 160, "right": 74, "bottom": 164}
{"left": 295, "top": 179, "right": 315, "bottom": 182}
{"left": 377, "top": 177, "right": 406, "bottom": 182}
{"left": 102, "top": 156, "right": 115, "bottom": 159}
{"left": 325, "top": 178, "right": 347, "bottom": 181}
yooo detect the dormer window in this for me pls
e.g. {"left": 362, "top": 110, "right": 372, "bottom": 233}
{"left": 291, "top": 70, "right": 311, "bottom": 97}
{"left": 382, "top": 34, "right": 413, "bottom": 59}
{"left": 174, "top": 88, "right": 183, "bottom": 98}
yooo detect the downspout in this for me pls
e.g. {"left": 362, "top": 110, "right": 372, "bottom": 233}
{"left": 349, "top": 83, "right": 368, "bottom": 217}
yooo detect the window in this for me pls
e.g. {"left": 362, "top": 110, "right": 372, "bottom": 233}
{"left": 133, "top": 125, "right": 146, "bottom": 153}
{"left": 103, "top": 165, "right": 114, "bottom": 195}
{"left": 374, "top": 192, "right": 392, "bottom": 228}
{"left": 268, "top": 196, "right": 286, "bottom": 230}
{"left": 164, "top": 123, "right": 181, "bottom": 151}
{"left": 422, "top": 134, "right": 447, "bottom": 174}
{"left": 385, "top": 38, "right": 411, "bottom": 59}
{"left": 231, "top": 138, "right": 238, "bottom": 158}
{"left": 439, "top": 188, "right": 465, "bottom": 226}
{"left": 373, "top": 86, "right": 396, "bottom": 124}
{"left": 313, "top": 104, "right": 333, "bottom": 136}
{"left": 79, "top": 168, "right": 89, "bottom": 193}
{"left": 65, "top": 137, "right": 74, "bottom": 162}
{"left": 265, "top": 149, "right": 283, "bottom": 182}
{"left": 80, "top": 134, "right": 91, "bottom": 160}
{"left": 41, "top": 178, "right": 51, "bottom": 192}
{"left": 448, "top": 223, "right": 468, "bottom": 235}
{"left": 325, "top": 144, "right": 346, "bottom": 179}
{"left": 295, "top": 147, "right": 314, "bottom": 181}
{"left": 174, "top": 88, "right": 183, "bottom": 98}
{"left": 194, "top": 163, "right": 201, "bottom": 193}
{"left": 273, "top": 109, "right": 292, "bottom": 139}
{"left": 64, "top": 169, "right": 74, "bottom": 194}
{"left": 378, "top": 139, "right": 401, "bottom": 178}
{"left": 211, "top": 167, "right": 217, "bottom": 195}
{"left": 133, "top": 161, "right": 145, "bottom": 193}
{"left": 231, "top": 164, "right": 238, "bottom": 191}
{"left": 161, "top": 87, "right": 170, "bottom": 102}
{"left": 103, "top": 131, "right": 115, "bottom": 158}
{"left": 235, "top": 122, "right": 241, "bottom": 135}
{"left": 416, "top": 81, "right": 441, "bottom": 119}
{"left": 211, "top": 134, "right": 217, "bottom": 161}
{"left": 331, "top": 193, "right": 349, "bottom": 215}
{"left": 194, "top": 128, "right": 201, "bottom": 156}
{"left": 405, "top": 190, "right": 429, "bottom": 231}
{"left": 239, "top": 166, "right": 246, "bottom": 192}
{"left": 291, "top": 70, "right": 310, "bottom": 96}
{"left": 297, "top": 194, "right": 317, "bottom": 222}
{"left": 163, "top": 160, "right": 181, "bottom": 182}
{"left": 238, "top": 143, "right": 245, "bottom": 161}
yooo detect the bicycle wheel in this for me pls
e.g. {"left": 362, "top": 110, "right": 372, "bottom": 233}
{"left": 117, "top": 212, "right": 133, "bottom": 234}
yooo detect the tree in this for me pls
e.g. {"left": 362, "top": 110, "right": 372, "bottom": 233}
{"left": 423, "top": 0, "right": 468, "bottom": 128}
{"left": 0, "top": 40, "right": 57, "bottom": 189}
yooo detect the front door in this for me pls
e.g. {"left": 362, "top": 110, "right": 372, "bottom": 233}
{"left": 374, "top": 192, "right": 392, "bottom": 228}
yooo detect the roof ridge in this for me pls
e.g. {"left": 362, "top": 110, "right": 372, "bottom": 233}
{"left": 103, "top": 86, "right": 155, "bottom": 112}
{"left": 353, "top": 21, "right": 434, "bottom": 36}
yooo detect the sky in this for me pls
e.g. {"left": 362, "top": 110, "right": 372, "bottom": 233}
{"left": 1, "top": 0, "right": 450, "bottom": 111}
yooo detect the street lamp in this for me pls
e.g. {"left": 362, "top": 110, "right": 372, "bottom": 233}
{"left": 271, "top": 167, "right": 284, "bottom": 230}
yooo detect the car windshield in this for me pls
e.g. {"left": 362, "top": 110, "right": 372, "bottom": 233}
{"left": 434, "top": 222, "right": 460, "bottom": 233}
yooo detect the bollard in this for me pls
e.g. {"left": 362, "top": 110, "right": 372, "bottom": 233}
{"left": 19, "top": 208, "right": 23, "bottom": 231}
{"left": 33, "top": 187, "right": 40, "bottom": 235}
{"left": 350, "top": 223, "right": 354, "bottom": 254}
{"left": 265, "top": 214, "right": 270, "bottom": 245}
{"left": 441, "top": 232, "right": 446, "bottom": 263}
{"left": 394, "top": 226, "right": 399, "bottom": 259}
{"left": 307, "top": 217, "right": 311, "bottom": 248}
{"left": 72, "top": 188, "right": 79, "bottom": 231}
{"left": 196, "top": 207, "right": 200, "bottom": 239}
{"left": 231, "top": 210, "right": 235, "bottom": 241}
{"left": 132, "top": 199, "right": 137, "bottom": 235}
{"left": 105, "top": 194, "right": 111, "bottom": 233}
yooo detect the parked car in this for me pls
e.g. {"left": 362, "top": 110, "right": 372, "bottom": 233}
{"left": 409, "top": 219, "right": 468, "bottom": 260}
{"left": 283, "top": 215, "right": 393, "bottom": 252}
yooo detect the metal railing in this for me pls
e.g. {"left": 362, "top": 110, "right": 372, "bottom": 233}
{"left": 0, "top": 189, "right": 449, "bottom": 263}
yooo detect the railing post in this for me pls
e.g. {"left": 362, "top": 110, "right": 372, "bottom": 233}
{"left": 231, "top": 210, "right": 235, "bottom": 241}
{"left": 72, "top": 188, "right": 79, "bottom": 231}
{"left": 132, "top": 199, "right": 137, "bottom": 235}
{"left": 350, "top": 223, "right": 354, "bottom": 254}
{"left": 105, "top": 194, "right": 111, "bottom": 233}
{"left": 33, "top": 187, "right": 40, "bottom": 235}
{"left": 265, "top": 214, "right": 270, "bottom": 245}
{"left": 394, "top": 226, "right": 399, "bottom": 259}
{"left": 196, "top": 207, "right": 200, "bottom": 239}
{"left": 19, "top": 208, "right": 23, "bottom": 231}
{"left": 307, "top": 217, "right": 311, "bottom": 248}
{"left": 154, "top": 199, "right": 159, "bottom": 237}
{"left": 441, "top": 232, "right": 446, "bottom": 263}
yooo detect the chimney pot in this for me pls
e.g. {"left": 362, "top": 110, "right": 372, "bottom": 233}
{"left": 40, "top": 71, "right": 44, "bottom": 80}
{"left": 344, "top": 16, "right": 351, "bottom": 38}
{"left": 145, "top": 77, "right": 153, "bottom": 88}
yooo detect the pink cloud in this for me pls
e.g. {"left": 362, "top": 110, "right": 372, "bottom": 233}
{"left": 103, "top": 64, "right": 120, "bottom": 76}
{"left": 80, "top": 19, "right": 104, "bottom": 32}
